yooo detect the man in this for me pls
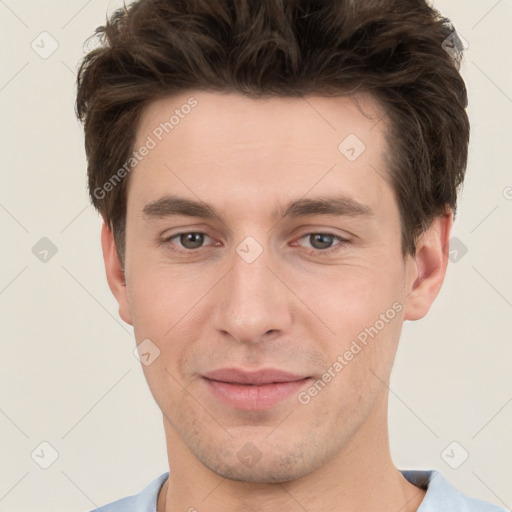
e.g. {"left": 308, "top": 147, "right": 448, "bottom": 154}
{"left": 75, "top": 0, "right": 505, "bottom": 510}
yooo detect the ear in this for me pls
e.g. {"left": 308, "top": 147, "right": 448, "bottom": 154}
{"left": 404, "top": 211, "right": 453, "bottom": 321}
{"left": 101, "top": 220, "right": 133, "bottom": 326}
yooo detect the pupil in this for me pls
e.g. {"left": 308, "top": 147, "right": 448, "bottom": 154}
{"left": 181, "top": 233, "right": 204, "bottom": 249}
{"left": 311, "top": 234, "right": 333, "bottom": 250}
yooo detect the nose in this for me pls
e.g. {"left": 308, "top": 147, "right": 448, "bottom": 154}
{"left": 212, "top": 240, "right": 293, "bottom": 345}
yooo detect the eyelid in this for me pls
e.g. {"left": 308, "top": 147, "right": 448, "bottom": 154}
{"left": 292, "top": 232, "right": 350, "bottom": 254}
{"left": 162, "top": 231, "right": 217, "bottom": 249}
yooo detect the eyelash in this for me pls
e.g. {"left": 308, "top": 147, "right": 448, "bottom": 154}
{"left": 161, "top": 231, "right": 350, "bottom": 255}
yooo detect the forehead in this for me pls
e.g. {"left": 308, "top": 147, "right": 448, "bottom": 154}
{"left": 129, "top": 90, "right": 393, "bottom": 220}
{"left": 135, "top": 89, "right": 386, "bottom": 155}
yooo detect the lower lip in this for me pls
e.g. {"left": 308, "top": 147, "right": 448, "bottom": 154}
{"left": 203, "top": 377, "right": 312, "bottom": 410}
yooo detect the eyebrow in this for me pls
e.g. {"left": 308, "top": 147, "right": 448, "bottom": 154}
{"left": 141, "top": 194, "right": 374, "bottom": 221}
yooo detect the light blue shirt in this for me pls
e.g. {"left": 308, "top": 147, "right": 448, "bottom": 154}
{"left": 88, "top": 469, "right": 507, "bottom": 512}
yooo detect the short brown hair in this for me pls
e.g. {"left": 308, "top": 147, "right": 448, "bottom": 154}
{"left": 75, "top": 0, "right": 469, "bottom": 262}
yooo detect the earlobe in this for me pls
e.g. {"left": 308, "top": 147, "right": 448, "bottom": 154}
{"left": 100, "top": 220, "right": 133, "bottom": 326}
{"left": 404, "top": 212, "right": 453, "bottom": 321}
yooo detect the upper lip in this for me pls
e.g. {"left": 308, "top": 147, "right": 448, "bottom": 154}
{"left": 202, "top": 368, "right": 309, "bottom": 385}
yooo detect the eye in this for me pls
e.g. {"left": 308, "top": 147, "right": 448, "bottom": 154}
{"left": 296, "top": 233, "right": 348, "bottom": 253}
{"left": 161, "top": 231, "right": 349, "bottom": 255}
{"left": 164, "top": 232, "right": 215, "bottom": 250}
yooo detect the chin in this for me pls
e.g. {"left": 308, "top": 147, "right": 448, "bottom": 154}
{"left": 193, "top": 438, "right": 330, "bottom": 484}
{"left": 208, "top": 460, "right": 311, "bottom": 484}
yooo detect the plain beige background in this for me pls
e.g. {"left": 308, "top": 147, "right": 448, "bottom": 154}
{"left": 0, "top": 0, "right": 511, "bottom": 510}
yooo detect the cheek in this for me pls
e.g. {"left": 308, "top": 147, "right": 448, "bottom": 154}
{"left": 297, "top": 259, "right": 406, "bottom": 384}
{"left": 126, "top": 261, "right": 199, "bottom": 336}
{"left": 126, "top": 267, "right": 195, "bottom": 405}
{"left": 297, "top": 258, "right": 404, "bottom": 328}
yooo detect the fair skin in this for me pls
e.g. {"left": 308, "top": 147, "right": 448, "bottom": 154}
{"left": 102, "top": 90, "right": 451, "bottom": 512}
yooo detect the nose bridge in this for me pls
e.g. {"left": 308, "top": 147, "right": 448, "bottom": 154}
{"left": 232, "top": 244, "right": 273, "bottom": 297}
{"left": 214, "top": 238, "right": 291, "bottom": 343}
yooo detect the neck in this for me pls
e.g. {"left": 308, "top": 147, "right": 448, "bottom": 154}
{"left": 158, "top": 395, "right": 426, "bottom": 512}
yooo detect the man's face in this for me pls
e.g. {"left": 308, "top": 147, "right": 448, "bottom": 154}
{"left": 115, "top": 91, "right": 419, "bottom": 482}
